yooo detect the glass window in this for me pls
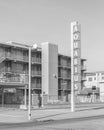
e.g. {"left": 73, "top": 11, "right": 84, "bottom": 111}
{"left": 94, "top": 77, "right": 96, "bottom": 80}
{"left": 89, "top": 77, "right": 92, "bottom": 81}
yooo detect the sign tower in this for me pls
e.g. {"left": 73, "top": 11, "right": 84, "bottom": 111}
{"left": 71, "top": 21, "right": 81, "bottom": 112}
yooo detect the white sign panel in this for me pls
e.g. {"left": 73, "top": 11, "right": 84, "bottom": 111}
{"left": 71, "top": 21, "right": 81, "bottom": 91}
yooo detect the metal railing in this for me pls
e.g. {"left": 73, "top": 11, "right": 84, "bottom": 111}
{"left": 0, "top": 52, "right": 41, "bottom": 63}
{"left": 0, "top": 73, "right": 28, "bottom": 84}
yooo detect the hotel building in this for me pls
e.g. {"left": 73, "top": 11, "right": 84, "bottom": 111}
{"left": 0, "top": 42, "right": 86, "bottom": 106}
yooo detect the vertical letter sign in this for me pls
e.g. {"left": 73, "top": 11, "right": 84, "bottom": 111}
{"left": 71, "top": 21, "right": 81, "bottom": 112}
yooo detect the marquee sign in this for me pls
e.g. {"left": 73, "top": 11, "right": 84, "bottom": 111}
{"left": 71, "top": 21, "right": 81, "bottom": 92}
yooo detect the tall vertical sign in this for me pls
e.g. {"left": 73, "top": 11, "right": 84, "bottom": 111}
{"left": 71, "top": 21, "right": 81, "bottom": 112}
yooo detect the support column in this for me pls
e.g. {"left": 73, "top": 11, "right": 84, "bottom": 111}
{"left": 2, "top": 87, "right": 4, "bottom": 108}
{"left": 24, "top": 85, "right": 27, "bottom": 106}
{"left": 42, "top": 42, "right": 58, "bottom": 103}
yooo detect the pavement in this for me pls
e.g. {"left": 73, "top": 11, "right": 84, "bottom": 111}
{"left": 0, "top": 103, "right": 104, "bottom": 124}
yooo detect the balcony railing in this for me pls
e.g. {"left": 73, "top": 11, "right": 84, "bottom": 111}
{"left": 0, "top": 73, "right": 28, "bottom": 84}
{"left": 81, "top": 65, "right": 86, "bottom": 70}
{"left": 81, "top": 76, "right": 86, "bottom": 81}
{"left": 58, "top": 74, "right": 71, "bottom": 79}
{"left": 0, "top": 77, "right": 24, "bottom": 84}
{"left": 31, "top": 57, "right": 41, "bottom": 64}
{"left": 58, "top": 85, "right": 71, "bottom": 90}
{"left": 0, "top": 52, "right": 41, "bottom": 64}
{"left": 31, "top": 71, "right": 41, "bottom": 77}
{"left": 31, "top": 83, "right": 41, "bottom": 89}
{"left": 58, "top": 64, "right": 71, "bottom": 69}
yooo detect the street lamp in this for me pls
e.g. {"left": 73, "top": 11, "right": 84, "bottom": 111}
{"left": 28, "top": 44, "right": 38, "bottom": 120}
{"left": 28, "top": 46, "right": 31, "bottom": 120}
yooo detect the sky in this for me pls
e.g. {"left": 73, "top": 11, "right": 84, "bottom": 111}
{"left": 0, "top": 0, "right": 104, "bottom": 72}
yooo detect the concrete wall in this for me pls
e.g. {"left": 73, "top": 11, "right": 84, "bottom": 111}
{"left": 42, "top": 42, "right": 58, "bottom": 102}
{"left": 100, "top": 83, "right": 104, "bottom": 102}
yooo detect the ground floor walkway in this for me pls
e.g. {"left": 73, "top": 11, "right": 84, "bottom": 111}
{"left": 0, "top": 103, "right": 104, "bottom": 124}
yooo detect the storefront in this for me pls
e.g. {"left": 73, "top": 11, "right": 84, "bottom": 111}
{"left": 0, "top": 82, "right": 26, "bottom": 107}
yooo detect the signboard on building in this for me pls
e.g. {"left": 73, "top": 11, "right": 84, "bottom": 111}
{"left": 4, "top": 88, "right": 16, "bottom": 93}
{"left": 71, "top": 21, "right": 81, "bottom": 92}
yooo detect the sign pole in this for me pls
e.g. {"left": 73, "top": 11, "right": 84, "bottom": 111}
{"left": 71, "top": 21, "right": 81, "bottom": 112}
{"left": 71, "top": 22, "right": 75, "bottom": 112}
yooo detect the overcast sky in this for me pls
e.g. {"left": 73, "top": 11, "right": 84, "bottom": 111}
{"left": 0, "top": 0, "right": 104, "bottom": 72}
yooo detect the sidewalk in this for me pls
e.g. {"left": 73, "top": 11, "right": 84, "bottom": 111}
{"left": 0, "top": 104, "right": 104, "bottom": 124}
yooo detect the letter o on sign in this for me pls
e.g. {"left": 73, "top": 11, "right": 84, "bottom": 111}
{"left": 73, "top": 33, "right": 78, "bottom": 40}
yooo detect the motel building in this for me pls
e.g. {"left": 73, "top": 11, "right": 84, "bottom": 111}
{"left": 83, "top": 71, "right": 104, "bottom": 102}
{"left": 0, "top": 41, "right": 86, "bottom": 108}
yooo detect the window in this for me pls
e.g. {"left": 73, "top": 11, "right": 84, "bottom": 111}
{"left": 88, "top": 77, "right": 92, "bottom": 81}
{"left": 94, "top": 77, "right": 96, "bottom": 80}
{"left": 102, "top": 77, "right": 104, "bottom": 80}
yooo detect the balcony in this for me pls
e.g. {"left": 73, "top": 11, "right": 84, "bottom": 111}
{"left": 0, "top": 72, "right": 28, "bottom": 85}
{"left": 0, "top": 52, "right": 41, "bottom": 64}
{"left": 31, "top": 83, "right": 41, "bottom": 89}
{"left": 0, "top": 52, "right": 27, "bottom": 63}
{"left": 58, "top": 73, "right": 71, "bottom": 80}
{"left": 31, "top": 71, "right": 41, "bottom": 77}
{"left": 81, "top": 65, "right": 86, "bottom": 71}
{"left": 31, "top": 58, "right": 41, "bottom": 64}
{"left": 81, "top": 75, "right": 86, "bottom": 81}
{"left": 2, "top": 66, "right": 27, "bottom": 76}
{"left": 58, "top": 57, "right": 71, "bottom": 69}
{"left": 58, "top": 63, "right": 71, "bottom": 69}
{"left": 58, "top": 85, "right": 71, "bottom": 91}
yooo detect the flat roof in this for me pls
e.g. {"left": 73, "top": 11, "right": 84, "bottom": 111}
{"left": 0, "top": 42, "right": 86, "bottom": 60}
{"left": 0, "top": 42, "right": 41, "bottom": 51}
{"left": 86, "top": 71, "right": 104, "bottom": 76}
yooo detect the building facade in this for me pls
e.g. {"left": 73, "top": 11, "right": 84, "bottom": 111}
{"left": 85, "top": 71, "right": 104, "bottom": 88}
{"left": 0, "top": 42, "right": 86, "bottom": 106}
{"left": 84, "top": 71, "right": 104, "bottom": 102}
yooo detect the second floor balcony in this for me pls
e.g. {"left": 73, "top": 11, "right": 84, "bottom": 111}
{"left": 0, "top": 52, "right": 41, "bottom": 64}
{"left": 31, "top": 71, "right": 41, "bottom": 77}
{"left": 31, "top": 83, "right": 41, "bottom": 89}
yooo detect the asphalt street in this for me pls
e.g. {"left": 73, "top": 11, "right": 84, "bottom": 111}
{"left": 0, "top": 103, "right": 104, "bottom": 129}
{"left": 1, "top": 114, "right": 104, "bottom": 130}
